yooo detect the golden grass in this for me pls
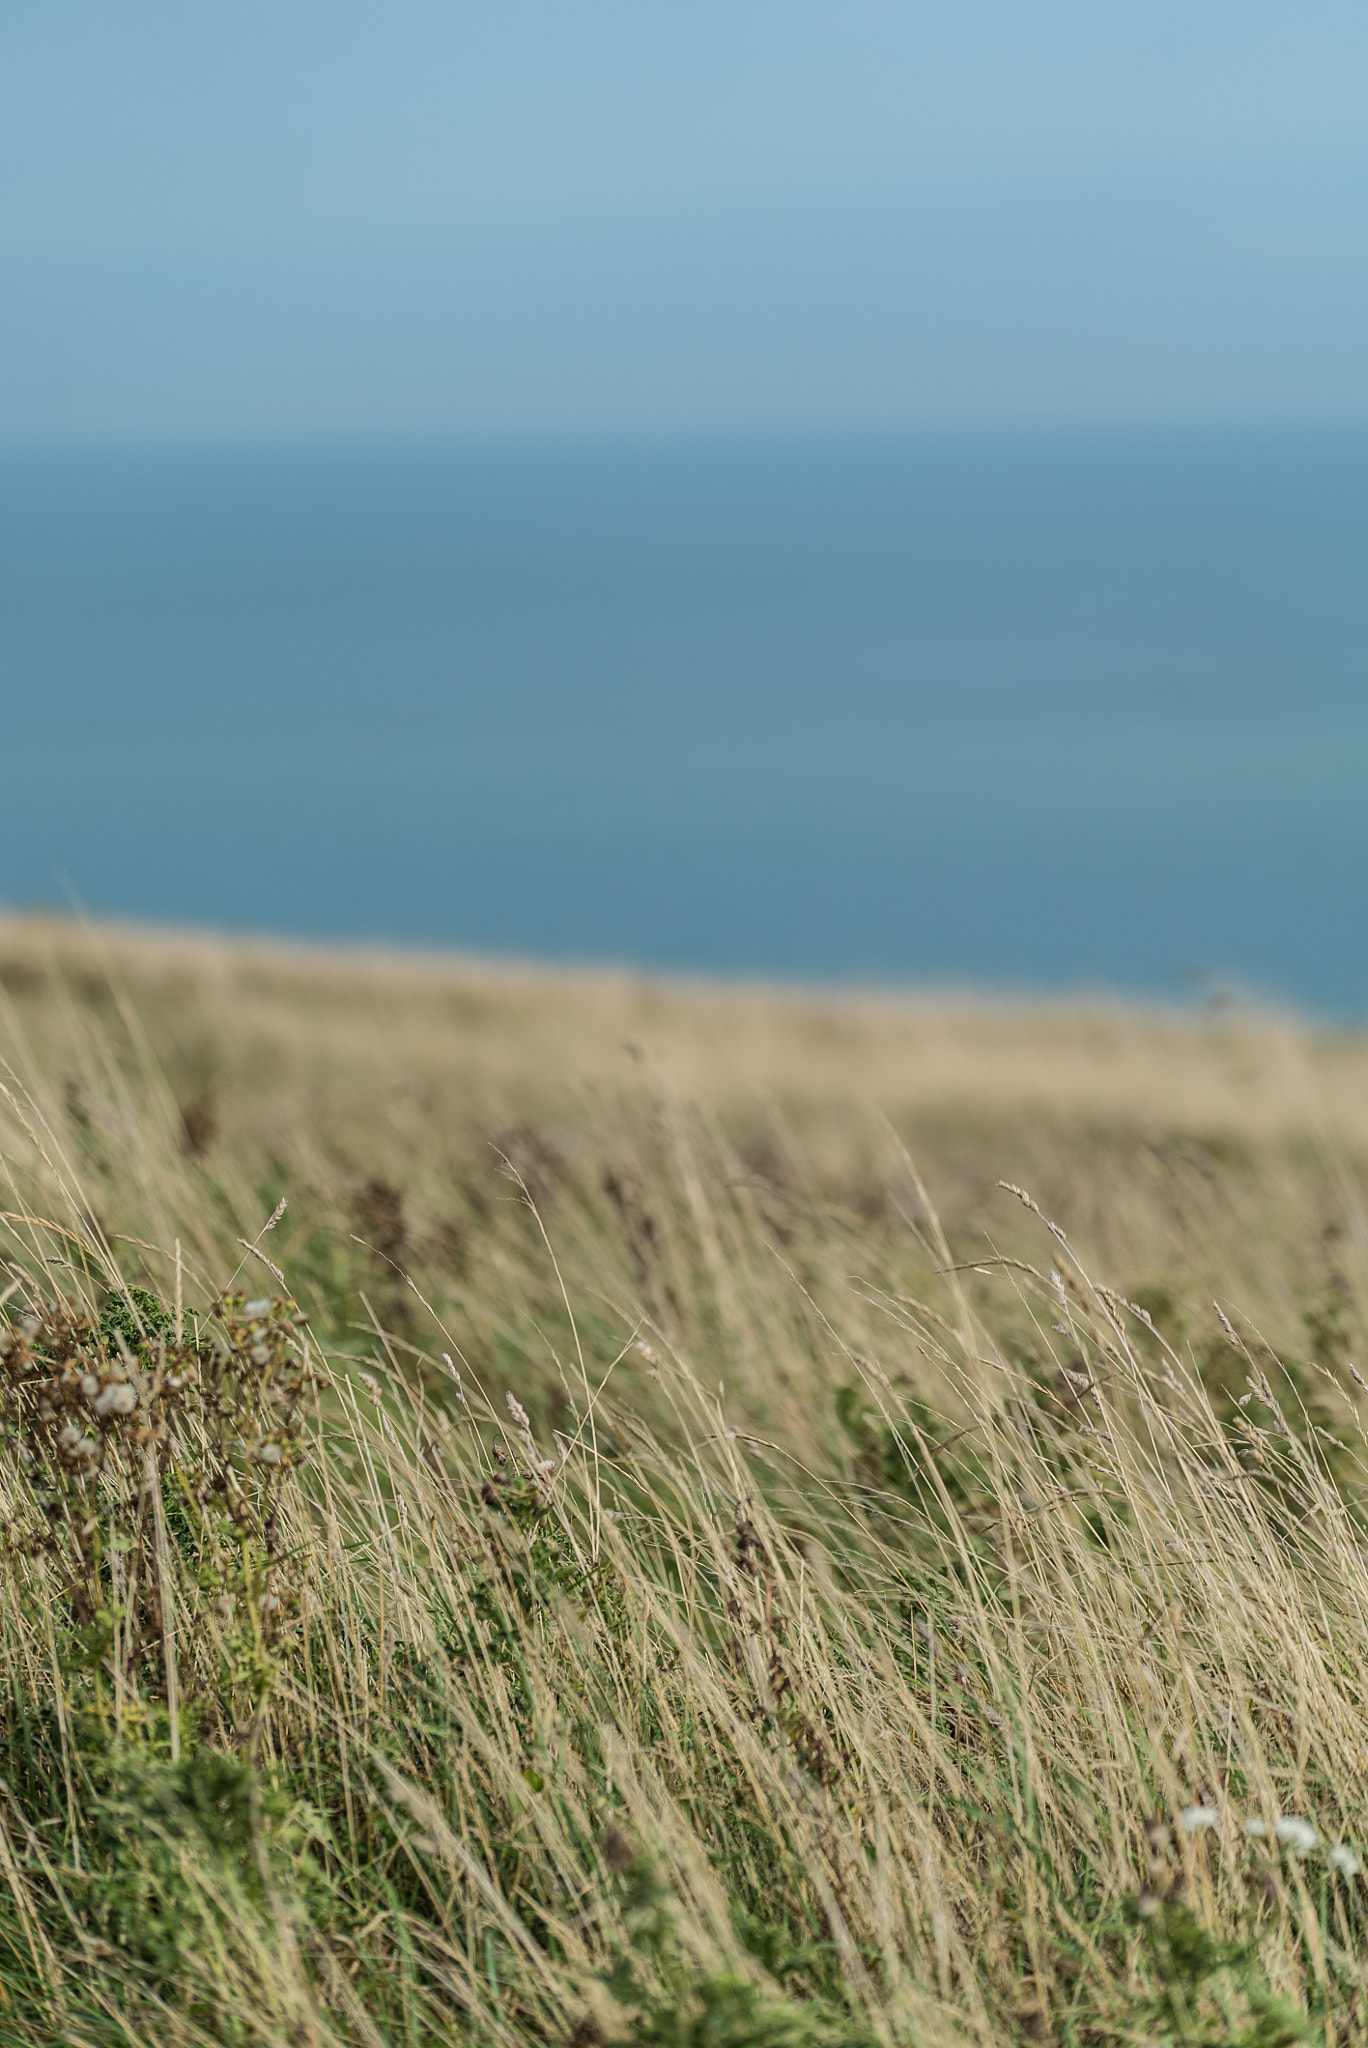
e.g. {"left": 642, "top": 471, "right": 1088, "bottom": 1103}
{"left": 0, "top": 914, "right": 1366, "bottom": 2046}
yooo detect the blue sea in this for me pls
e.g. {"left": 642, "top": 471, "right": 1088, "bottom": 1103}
{"left": 2, "top": 430, "right": 1366, "bottom": 1015}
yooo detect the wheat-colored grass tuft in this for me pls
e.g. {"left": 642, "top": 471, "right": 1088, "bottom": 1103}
{"left": 0, "top": 916, "right": 1364, "bottom": 2044}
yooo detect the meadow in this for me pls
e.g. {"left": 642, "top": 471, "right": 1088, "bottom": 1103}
{"left": 1, "top": 916, "right": 1368, "bottom": 2045}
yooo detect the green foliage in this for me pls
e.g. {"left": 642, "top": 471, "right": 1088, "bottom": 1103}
{"left": 99, "top": 1282, "right": 177, "bottom": 1361}
{"left": 78, "top": 1746, "right": 264, "bottom": 1977}
{"left": 1131, "top": 1897, "right": 1316, "bottom": 2048}
{"left": 629, "top": 1972, "right": 863, "bottom": 2048}
{"left": 602, "top": 1846, "right": 869, "bottom": 2048}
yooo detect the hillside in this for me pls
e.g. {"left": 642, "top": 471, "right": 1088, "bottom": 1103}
{"left": 0, "top": 916, "right": 1365, "bottom": 2045}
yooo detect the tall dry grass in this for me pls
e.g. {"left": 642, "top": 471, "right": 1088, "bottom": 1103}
{"left": 0, "top": 916, "right": 1366, "bottom": 2044}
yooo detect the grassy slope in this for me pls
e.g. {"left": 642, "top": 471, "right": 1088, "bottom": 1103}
{"left": 0, "top": 916, "right": 1367, "bottom": 2044}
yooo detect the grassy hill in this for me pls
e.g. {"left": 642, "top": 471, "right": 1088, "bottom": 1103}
{"left": 0, "top": 915, "right": 1366, "bottom": 2045}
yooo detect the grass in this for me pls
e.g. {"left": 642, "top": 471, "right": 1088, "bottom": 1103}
{"left": 0, "top": 915, "right": 1366, "bottom": 2043}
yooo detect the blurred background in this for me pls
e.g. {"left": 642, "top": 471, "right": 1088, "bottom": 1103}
{"left": 3, "top": 1, "right": 1367, "bottom": 1012}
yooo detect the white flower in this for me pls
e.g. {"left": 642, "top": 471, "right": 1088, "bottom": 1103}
{"left": 1275, "top": 1817, "right": 1319, "bottom": 1854}
{"left": 93, "top": 1382, "right": 137, "bottom": 1419}
{"left": 254, "top": 1440, "right": 283, "bottom": 1466}
{"left": 244, "top": 1299, "right": 272, "bottom": 1316}
{"left": 1178, "top": 1805, "right": 1220, "bottom": 1834}
{"left": 1329, "top": 1843, "right": 1361, "bottom": 1877}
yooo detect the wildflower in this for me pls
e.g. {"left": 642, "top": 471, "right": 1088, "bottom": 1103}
{"left": 1178, "top": 1805, "right": 1220, "bottom": 1834}
{"left": 244, "top": 1299, "right": 272, "bottom": 1316}
{"left": 93, "top": 1382, "right": 137, "bottom": 1419}
{"left": 1328, "top": 1843, "right": 1361, "bottom": 1877}
{"left": 79, "top": 1375, "right": 100, "bottom": 1399}
{"left": 57, "top": 1423, "right": 99, "bottom": 1464}
{"left": 254, "top": 1440, "right": 283, "bottom": 1466}
{"left": 1274, "top": 1817, "right": 1319, "bottom": 1854}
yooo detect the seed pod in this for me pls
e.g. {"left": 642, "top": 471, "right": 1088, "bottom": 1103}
{"left": 93, "top": 1383, "right": 138, "bottom": 1419}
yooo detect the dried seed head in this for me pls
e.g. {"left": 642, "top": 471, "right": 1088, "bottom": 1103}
{"left": 93, "top": 1383, "right": 138, "bottom": 1419}
{"left": 1214, "top": 1302, "right": 1241, "bottom": 1346}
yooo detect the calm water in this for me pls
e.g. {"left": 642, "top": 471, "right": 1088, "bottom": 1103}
{"left": 2, "top": 431, "right": 1366, "bottom": 1013}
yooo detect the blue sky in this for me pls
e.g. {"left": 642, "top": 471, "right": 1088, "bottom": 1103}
{"left": 4, "top": 1, "right": 1367, "bottom": 441}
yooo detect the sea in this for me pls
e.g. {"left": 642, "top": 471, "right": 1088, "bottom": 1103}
{"left": 2, "top": 429, "right": 1366, "bottom": 1016}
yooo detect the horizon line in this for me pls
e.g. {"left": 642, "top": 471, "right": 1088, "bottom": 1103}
{"left": 4, "top": 413, "right": 1368, "bottom": 460}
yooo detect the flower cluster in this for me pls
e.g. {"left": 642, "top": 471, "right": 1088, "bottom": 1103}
{"left": 1176, "top": 1803, "right": 1358, "bottom": 1873}
{"left": 0, "top": 1293, "right": 196, "bottom": 1504}
{"left": 0, "top": 1281, "right": 318, "bottom": 1722}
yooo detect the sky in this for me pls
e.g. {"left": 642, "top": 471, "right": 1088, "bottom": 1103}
{"left": 3, "top": 1, "right": 1368, "bottom": 442}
